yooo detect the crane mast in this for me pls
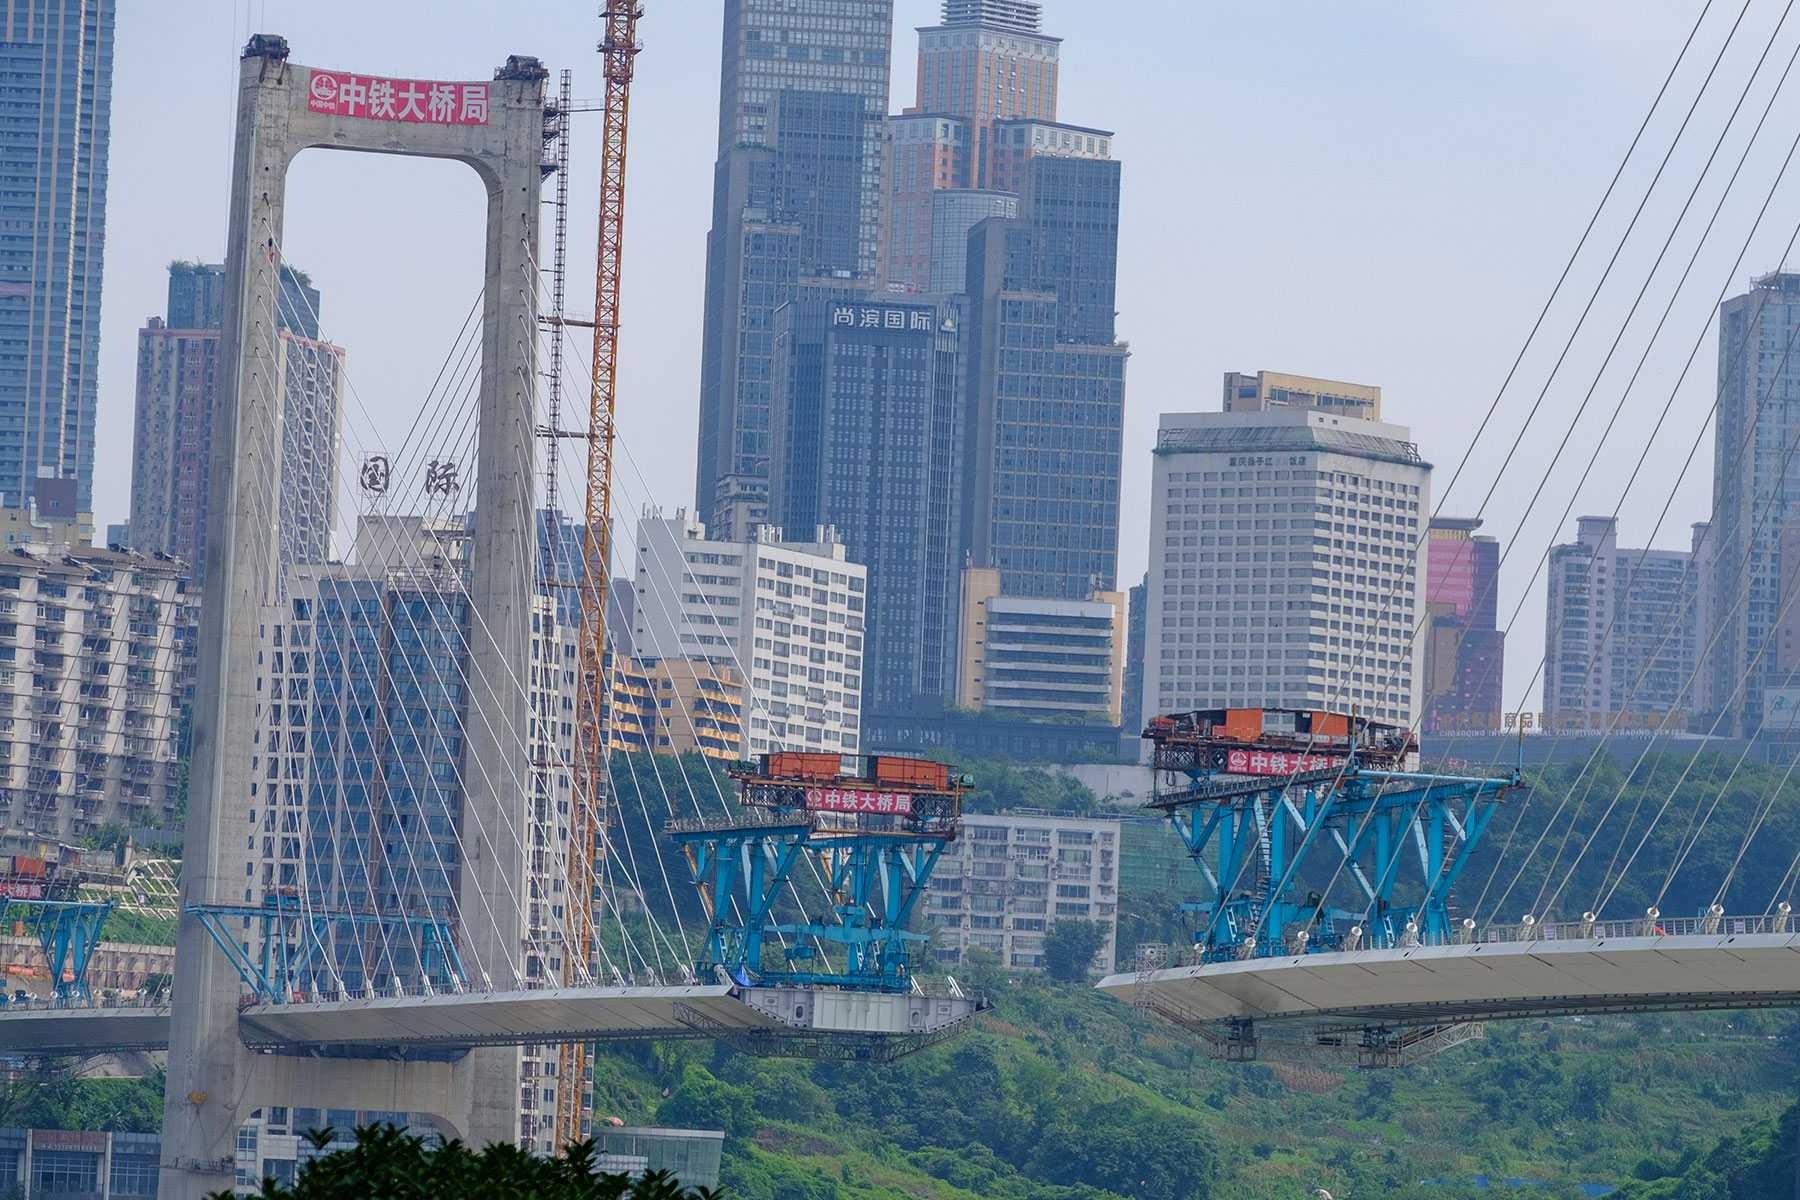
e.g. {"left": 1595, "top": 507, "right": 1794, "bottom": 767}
{"left": 559, "top": 1, "right": 641, "bottom": 1151}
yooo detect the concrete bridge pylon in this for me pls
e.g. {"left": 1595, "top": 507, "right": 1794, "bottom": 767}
{"left": 160, "top": 37, "right": 547, "bottom": 1200}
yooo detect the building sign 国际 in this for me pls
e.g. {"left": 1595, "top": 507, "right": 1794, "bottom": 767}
{"left": 831, "top": 305, "right": 934, "bottom": 332}
{"left": 308, "top": 71, "right": 489, "bottom": 125}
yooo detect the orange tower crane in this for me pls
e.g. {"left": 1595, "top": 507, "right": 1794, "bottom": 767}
{"left": 558, "top": 1, "right": 641, "bottom": 1151}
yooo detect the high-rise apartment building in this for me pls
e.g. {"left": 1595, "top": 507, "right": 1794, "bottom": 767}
{"left": 1422, "top": 516, "right": 1504, "bottom": 728}
{"left": 694, "top": 0, "right": 894, "bottom": 534}
{"left": 629, "top": 510, "right": 867, "bottom": 756}
{"left": 0, "top": 1, "right": 114, "bottom": 513}
{"left": 127, "top": 263, "right": 343, "bottom": 580}
{"left": 770, "top": 295, "right": 960, "bottom": 715}
{"left": 1706, "top": 271, "right": 1800, "bottom": 733}
{"left": 1142, "top": 409, "right": 1431, "bottom": 731}
{"left": 926, "top": 811, "right": 1119, "bottom": 974}
{"left": 954, "top": 566, "right": 1125, "bottom": 722}
{"left": 607, "top": 657, "right": 745, "bottom": 760}
{"left": 1543, "top": 516, "right": 1701, "bottom": 727}
{"left": 0, "top": 543, "right": 183, "bottom": 840}
{"left": 963, "top": 154, "right": 1127, "bottom": 600}
{"left": 257, "top": 514, "right": 583, "bottom": 1151}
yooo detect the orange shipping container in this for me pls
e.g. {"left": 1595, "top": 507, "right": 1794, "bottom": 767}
{"left": 1307, "top": 712, "right": 1349, "bottom": 738}
{"left": 871, "top": 756, "right": 948, "bottom": 790}
{"left": 763, "top": 752, "right": 845, "bottom": 782}
{"left": 13, "top": 858, "right": 44, "bottom": 878}
{"left": 1222, "top": 709, "right": 1264, "bottom": 743}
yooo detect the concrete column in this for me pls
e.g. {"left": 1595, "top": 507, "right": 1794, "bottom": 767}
{"left": 460, "top": 58, "right": 547, "bottom": 1151}
{"left": 161, "top": 39, "right": 547, "bottom": 1199}
{"left": 160, "top": 47, "right": 292, "bottom": 1200}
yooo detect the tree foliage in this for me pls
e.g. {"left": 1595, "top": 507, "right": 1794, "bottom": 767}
{"left": 213, "top": 1123, "right": 718, "bottom": 1200}
{"left": 1041, "top": 918, "right": 1108, "bottom": 982}
{"left": 1608, "top": 1100, "right": 1796, "bottom": 1199}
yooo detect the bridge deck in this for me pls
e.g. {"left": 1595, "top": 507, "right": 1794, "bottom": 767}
{"left": 236, "top": 984, "right": 768, "bottom": 1049}
{"left": 1098, "top": 931, "right": 1800, "bottom": 1026}
{"left": 0, "top": 982, "right": 977, "bottom": 1058}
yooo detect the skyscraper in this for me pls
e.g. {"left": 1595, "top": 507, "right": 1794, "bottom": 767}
{"left": 694, "top": 0, "right": 894, "bottom": 536}
{"left": 0, "top": 1, "right": 115, "bottom": 512}
{"left": 770, "top": 295, "right": 960, "bottom": 714}
{"left": 1142, "top": 409, "right": 1431, "bottom": 731}
{"left": 1706, "top": 271, "right": 1800, "bottom": 733}
{"left": 128, "top": 263, "right": 343, "bottom": 581}
{"left": 962, "top": 153, "right": 1128, "bottom": 600}
{"left": 1544, "top": 516, "right": 1699, "bottom": 727}
{"left": 1422, "top": 516, "right": 1504, "bottom": 729}
{"left": 887, "top": 1, "right": 1118, "bottom": 292}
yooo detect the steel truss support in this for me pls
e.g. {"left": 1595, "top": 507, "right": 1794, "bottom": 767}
{"left": 670, "top": 823, "right": 947, "bottom": 992}
{"left": 1162, "top": 763, "right": 1516, "bottom": 961}
{"left": 187, "top": 900, "right": 467, "bottom": 1003}
{"left": 1, "top": 900, "right": 115, "bottom": 1002}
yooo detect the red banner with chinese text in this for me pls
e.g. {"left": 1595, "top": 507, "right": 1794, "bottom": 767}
{"left": 1224, "top": 749, "right": 1345, "bottom": 776}
{"left": 804, "top": 788, "right": 915, "bottom": 815}
{"left": 308, "top": 71, "right": 489, "bottom": 125}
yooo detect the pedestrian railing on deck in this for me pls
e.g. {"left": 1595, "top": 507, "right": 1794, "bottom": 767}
{"left": 1155, "top": 910, "right": 1799, "bottom": 968}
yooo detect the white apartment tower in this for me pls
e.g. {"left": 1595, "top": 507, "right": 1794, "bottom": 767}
{"left": 0, "top": 545, "right": 184, "bottom": 840}
{"left": 925, "top": 811, "right": 1119, "bottom": 974}
{"left": 1143, "top": 410, "right": 1431, "bottom": 731}
{"left": 630, "top": 510, "right": 867, "bottom": 756}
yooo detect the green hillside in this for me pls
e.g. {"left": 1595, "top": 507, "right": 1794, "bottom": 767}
{"left": 582, "top": 959, "right": 1798, "bottom": 1200}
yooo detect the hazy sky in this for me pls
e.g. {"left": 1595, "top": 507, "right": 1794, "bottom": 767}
{"left": 100, "top": 1, "right": 1789, "bottom": 710}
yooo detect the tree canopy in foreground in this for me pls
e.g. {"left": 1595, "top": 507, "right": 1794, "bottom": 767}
{"left": 213, "top": 1124, "right": 720, "bottom": 1200}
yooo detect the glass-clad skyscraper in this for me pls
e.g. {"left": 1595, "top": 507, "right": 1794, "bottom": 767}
{"left": 770, "top": 295, "right": 961, "bottom": 712}
{"left": 694, "top": 0, "right": 893, "bottom": 538}
{"left": 0, "top": 1, "right": 114, "bottom": 512}
{"left": 962, "top": 154, "right": 1128, "bottom": 600}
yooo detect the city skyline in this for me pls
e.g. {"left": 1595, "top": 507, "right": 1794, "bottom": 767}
{"left": 77, "top": 2, "right": 1774, "bottom": 717}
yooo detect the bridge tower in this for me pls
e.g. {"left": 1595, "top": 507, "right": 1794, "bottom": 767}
{"left": 161, "top": 38, "right": 548, "bottom": 1199}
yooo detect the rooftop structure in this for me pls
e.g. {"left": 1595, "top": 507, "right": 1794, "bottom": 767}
{"left": 1222, "top": 370, "right": 1381, "bottom": 421}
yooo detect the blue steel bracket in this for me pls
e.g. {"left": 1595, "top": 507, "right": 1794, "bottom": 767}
{"left": 1154, "top": 761, "right": 1518, "bottom": 961}
{"left": 671, "top": 822, "right": 950, "bottom": 993}
{"left": 0, "top": 900, "right": 116, "bottom": 1002}
{"left": 186, "top": 901, "right": 467, "bottom": 1002}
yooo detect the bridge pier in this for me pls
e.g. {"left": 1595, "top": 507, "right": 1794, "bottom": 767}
{"left": 160, "top": 1054, "right": 474, "bottom": 1193}
{"left": 161, "top": 36, "right": 546, "bottom": 1200}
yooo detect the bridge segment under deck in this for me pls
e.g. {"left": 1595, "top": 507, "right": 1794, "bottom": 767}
{"left": 1101, "top": 923, "right": 1800, "bottom": 1065}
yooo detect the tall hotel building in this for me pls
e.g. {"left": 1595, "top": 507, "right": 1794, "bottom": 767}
{"left": 0, "top": 1, "right": 114, "bottom": 512}
{"left": 1142, "top": 408, "right": 1431, "bottom": 730}
{"left": 694, "top": 0, "right": 894, "bottom": 538}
